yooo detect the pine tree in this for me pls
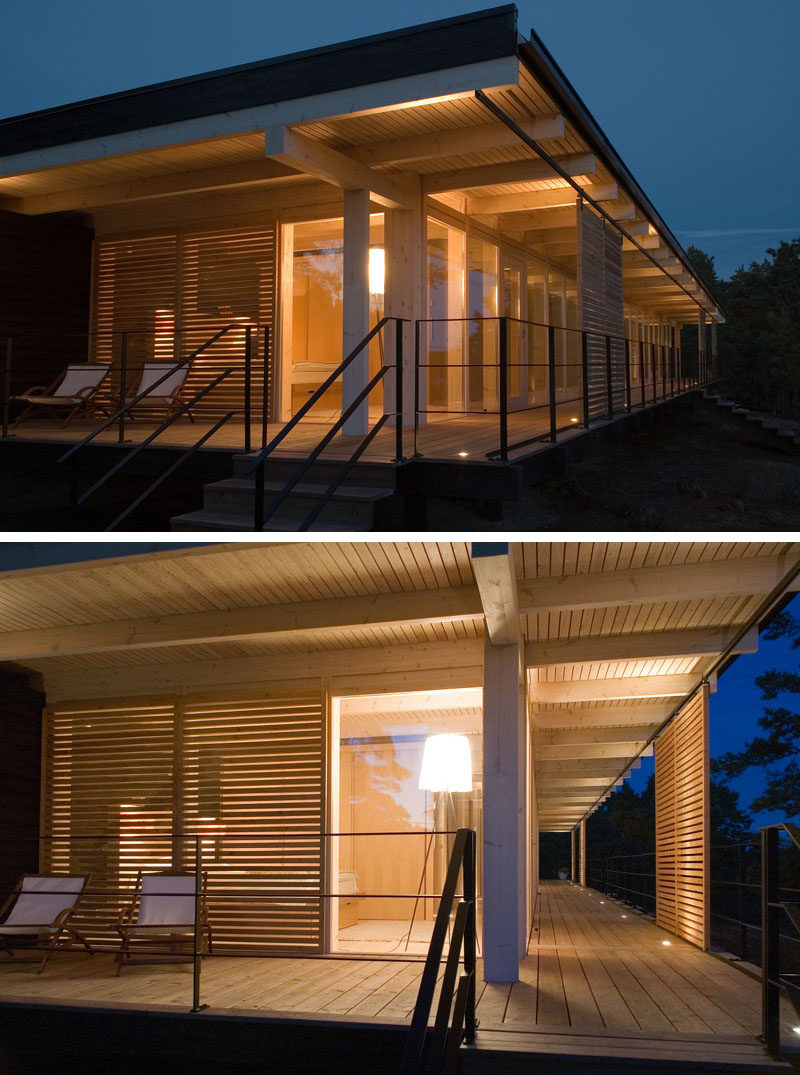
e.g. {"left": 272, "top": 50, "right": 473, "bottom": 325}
{"left": 713, "top": 610, "right": 800, "bottom": 816}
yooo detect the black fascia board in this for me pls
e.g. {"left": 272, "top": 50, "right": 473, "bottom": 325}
{"left": 0, "top": 5, "right": 518, "bottom": 157}
{"left": 518, "top": 29, "right": 719, "bottom": 310}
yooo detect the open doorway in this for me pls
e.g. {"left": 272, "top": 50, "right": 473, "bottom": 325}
{"left": 330, "top": 688, "right": 483, "bottom": 956}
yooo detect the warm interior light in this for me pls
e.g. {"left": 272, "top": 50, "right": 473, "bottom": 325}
{"left": 570, "top": 417, "right": 579, "bottom": 423}
{"left": 793, "top": 1026, "right": 800, "bottom": 1035}
{"left": 369, "top": 248, "right": 385, "bottom": 296}
{"left": 621, "top": 914, "right": 627, "bottom": 918}
{"left": 419, "top": 734, "right": 473, "bottom": 792}
{"left": 458, "top": 451, "right": 469, "bottom": 457}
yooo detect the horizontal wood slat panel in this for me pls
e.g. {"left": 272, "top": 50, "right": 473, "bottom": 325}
{"left": 42, "top": 688, "right": 324, "bottom": 955}
{"left": 654, "top": 685, "right": 709, "bottom": 949}
{"left": 91, "top": 223, "right": 275, "bottom": 419}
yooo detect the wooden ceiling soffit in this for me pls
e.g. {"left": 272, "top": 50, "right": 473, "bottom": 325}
{"left": 422, "top": 152, "right": 595, "bottom": 194}
{"left": 0, "top": 158, "right": 304, "bottom": 216}
{"left": 346, "top": 114, "right": 565, "bottom": 166}
{"left": 467, "top": 181, "right": 617, "bottom": 215}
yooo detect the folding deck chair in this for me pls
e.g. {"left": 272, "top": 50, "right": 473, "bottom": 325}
{"left": 12, "top": 364, "right": 109, "bottom": 427}
{"left": 114, "top": 870, "right": 211, "bottom": 974}
{"left": 123, "top": 362, "right": 194, "bottom": 421}
{"left": 0, "top": 874, "right": 93, "bottom": 972}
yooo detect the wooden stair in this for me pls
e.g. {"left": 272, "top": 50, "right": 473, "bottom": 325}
{"left": 171, "top": 455, "right": 398, "bottom": 531}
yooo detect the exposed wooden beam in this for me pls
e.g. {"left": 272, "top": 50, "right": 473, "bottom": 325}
{"left": 532, "top": 703, "right": 672, "bottom": 728}
{"left": 526, "top": 625, "right": 756, "bottom": 667}
{"left": 0, "top": 586, "right": 484, "bottom": 662}
{"left": 535, "top": 759, "right": 639, "bottom": 775}
{"left": 536, "top": 777, "right": 612, "bottom": 788}
{"left": 516, "top": 555, "right": 799, "bottom": 616}
{"left": 532, "top": 674, "right": 700, "bottom": 704}
{"left": 471, "top": 543, "right": 520, "bottom": 646}
{"left": 535, "top": 742, "right": 647, "bottom": 760}
{"left": 265, "top": 125, "right": 417, "bottom": 209}
{"left": 534, "top": 724, "right": 659, "bottom": 746}
{"left": 0, "top": 159, "right": 304, "bottom": 215}
{"left": 43, "top": 638, "right": 485, "bottom": 702}
{"left": 466, "top": 182, "right": 618, "bottom": 215}
{"left": 422, "top": 152, "right": 595, "bottom": 194}
{"left": 348, "top": 115, "right": 564, "bottom": 166}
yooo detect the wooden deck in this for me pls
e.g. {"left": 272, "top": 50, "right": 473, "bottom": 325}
{"left": 0, "top": 883, "right": 793, "bottom": 1069}
{"left": 2, "top": 404, "right": 603, "bottom": 464}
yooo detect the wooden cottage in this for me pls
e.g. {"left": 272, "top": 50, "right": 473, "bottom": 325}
{"left": 0, "top": 8, "right": 725, "bottom": 528}
{"left": 1, "top": 541, "right": 798, "bottom": 1072}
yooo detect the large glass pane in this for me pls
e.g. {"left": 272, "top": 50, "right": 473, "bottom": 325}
{"left": 427, "top": 220, "right": 464, "bottom": 412}
{"left": 502, "top": 263, "right": 523, "bottom": 399}
{"left": 466, "top": 237, "right": 498, "bottom": 409}
{"left": 527, "top": 260, "right": 547, "bottom": 401}
{"left": 336, "top": 696, "right": 482, "bottom": 955}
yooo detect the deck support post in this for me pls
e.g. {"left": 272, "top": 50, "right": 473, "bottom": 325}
{"left": 482, "top": 635, "right": 527, "bottom": 982}
{"left": 342, "top": 188, "right": 371, "bottom": 437}
{"left": 571, "top": 828, "right": 577, "bottom": 883}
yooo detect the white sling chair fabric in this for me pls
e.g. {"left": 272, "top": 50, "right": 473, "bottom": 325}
{"left": 130, "top": 363, "right": 188, "bottom": 403}
{"left": 15, "top": 365, "right": 107, "bottom": 405}
{"left": 134, "top": 873, "right": 196, "bottom": 929}
{"left": 0, "top": 875, "right": 86, "bottom": 934}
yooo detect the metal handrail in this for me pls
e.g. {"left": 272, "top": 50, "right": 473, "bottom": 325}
{"left": 66, "top": 369, "right": 234, "bottom": 529}
{"left": 399, "top": 827, "right": 477, "bottom": 1075}
{"left": 58, "top": 322, "right": 241, "bottom": 463}
{"left": 249, "top": 317, "right": 405, "bottom": 531}
{"left": 761, "top": 822, "right": 800, "bottom": 1058}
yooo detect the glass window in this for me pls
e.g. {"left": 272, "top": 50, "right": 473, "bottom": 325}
{"left": 427, "top": 219, "right": 464, "bottom": 411}
{"left": 466, "top": 236, "right": 498, "bottom": 409}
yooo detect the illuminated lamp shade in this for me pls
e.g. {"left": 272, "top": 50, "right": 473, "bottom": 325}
{"left": 419, "top": 734, "right": 473, "bottom": 793}
{"left": 369, "top": 247, "right": 385, "bottom": 295}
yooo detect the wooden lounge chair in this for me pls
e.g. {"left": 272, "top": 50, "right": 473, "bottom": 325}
{"left": 0, "top": 874, "right": 93, "bottom": 973}
{"left": 114, "top": 870, "right": 211, "bottom": 975}
{"left": 11, "top": 364, "right": 109, "bottom": 427}
{"left": 123, "top": 362, "right": 194, "bottom": 421}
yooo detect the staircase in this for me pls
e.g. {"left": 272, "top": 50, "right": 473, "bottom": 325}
{"left": 170, "top": 455, "right": 398, "bottom": 531}
{"left": 703, "top": 390, "right": 800, "bottom": 446}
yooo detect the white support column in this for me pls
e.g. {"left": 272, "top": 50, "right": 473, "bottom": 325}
{"left": 342, "top": 188, "right": 371, "bottom": 436}
{"left": 483, "top": 636, "right": 527, "bottom": 983}
{"left": 385, "top": 200, "right": 424, "bottom": 428}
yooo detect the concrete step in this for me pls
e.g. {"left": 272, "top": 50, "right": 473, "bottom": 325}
{"left": 230, "top": 453, "right": 398, "bottom": 490}
{"left": 199, "top": 477, "right": 393, "bottom": 526}
{"left": 170, "top": 509, "right": 370, "bottom": 532}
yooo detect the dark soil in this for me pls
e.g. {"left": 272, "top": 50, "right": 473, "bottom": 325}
{"left": 426, "top": 395, "right": 800, "bottom": 531}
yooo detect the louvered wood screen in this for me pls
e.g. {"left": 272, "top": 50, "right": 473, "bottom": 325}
{"left": 578, "top": 201, "right": 625, "bottom": 417}
{"left": 92, "top": 223, "right": 275, "bottom": 420}
{"left": 42, "top": 699, "right": 176, "bottom": 946}
{"left": 182, "top": 693, "right": 324, "bottom": 953}
{"left": 654, "top": 685, "right": 709, "bottom": 949}
{"left": 42, "top": 689, "right": 324, "bottom": 953}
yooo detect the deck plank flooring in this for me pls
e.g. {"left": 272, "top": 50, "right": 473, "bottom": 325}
{"left": 0, "top": 881, "right": 794, "bottom": 1067}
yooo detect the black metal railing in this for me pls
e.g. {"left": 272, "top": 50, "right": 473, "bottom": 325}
{"left": 413, "top": 316, "right": 715, "bottom": 463}
{"left": 245, "top": 316, "right": 406, "bottom": 531}
{"left": 399, "top": 827, "right": 477, "bottom": 1075}
{"left": 761, "top": 822, "right": 800, "bottom": 1058}
{"left": 1, "top": 829, "right": 468, "bottom": 1018}
{"left": 587, "top": 851, "right": 656, "bottom": 916}
{"left": 54, "top": 323, "right": 253, "bottom": 529}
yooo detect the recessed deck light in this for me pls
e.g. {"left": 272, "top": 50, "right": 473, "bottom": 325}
{"left": 458, "top": 451, "right": 469, "bottom": 457}
{"left": 661, "top": 940, "right": 671, "bottom": 946}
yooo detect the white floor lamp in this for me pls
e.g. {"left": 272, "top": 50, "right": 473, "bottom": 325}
{"left": 405, "top": 733, "right": 472, "bottom": 951}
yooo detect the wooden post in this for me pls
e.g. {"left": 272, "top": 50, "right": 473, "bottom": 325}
{"left": 579, "top": 818, "right": 587, "bottom": 887}
{"left": 482, "top": 637, "right": 527, "bottom": 982}
{"left": 342, "top": 188, "right": 371, "bottom": 436}
{"left": 571, "top": 828, "right": 577, "bottom": 882}
{"left": 385, "top": 203, "right": 423, "bottom": 427}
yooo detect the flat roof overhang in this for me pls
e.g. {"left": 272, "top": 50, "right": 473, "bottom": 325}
{"left": 0, "top": 7, "right": 723, "bottom": 323}
{"left": 2, "top": 541, "right": 798, "bottom": 832}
